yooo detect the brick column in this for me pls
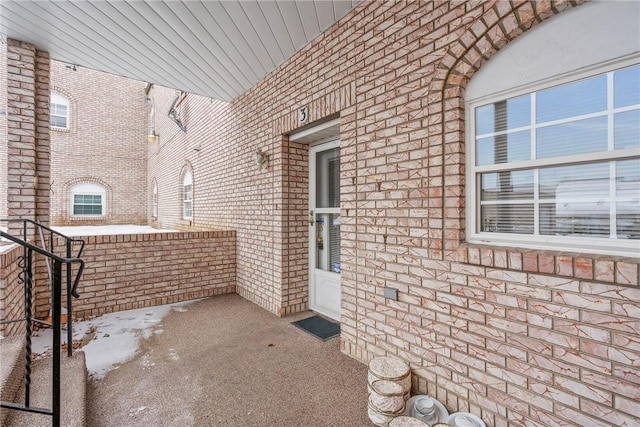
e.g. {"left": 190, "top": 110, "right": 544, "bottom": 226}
{"left": 0, "top": 42, "right": 7, "bottom": 221}
{"left": 5, "top": 39, "right": 50, "bottom": 239}
{"left": 5, "top": 39, "right": 51, "bottom": 319}
{"left": 34, "top": 51, "right": 51, "bottom": 227}
{"left": 33, "top": 50, "right": 52, "bottom": 319}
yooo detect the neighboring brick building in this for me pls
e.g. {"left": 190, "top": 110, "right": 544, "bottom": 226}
{"left": 2, "top": 1, "right": 639, "bottom": 427}
{"left": 0, "top": 47, "right": 147, "bottom": 227}
{"left": 48, "top": 61, "right": 147, "bottom": 226}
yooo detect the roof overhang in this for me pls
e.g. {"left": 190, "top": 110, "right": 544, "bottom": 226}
{"left": 0, "top": 0, "right": 360, "bottom": 101}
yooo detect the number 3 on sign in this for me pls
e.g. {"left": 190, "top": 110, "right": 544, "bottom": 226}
{"left": 299, "top": 106, "right": 308, "bottom": 124}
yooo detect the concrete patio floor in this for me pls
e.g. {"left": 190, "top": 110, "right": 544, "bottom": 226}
{"left": 86, "top": 294, "right": 373, "bottom": 426}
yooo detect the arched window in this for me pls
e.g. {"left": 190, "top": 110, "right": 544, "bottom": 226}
{"left": 71, "top": 182, "right": 106, "bottom": 217}
{"left": 182, "top": 168, "right": 193, "bottom": 220}
{"left": 465, "top": 1, "right": 639, "bottom": 256}
{"left": 50, "top": 93, "right": 70, "bottom": 129}
{"left": 152, "top": 181, "right": 158, "bottom": 219}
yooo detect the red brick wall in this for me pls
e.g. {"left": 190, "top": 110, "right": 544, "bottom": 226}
{"left": 0, "top": 245, "right": 26, "bottom": 338}
{"left": 54, "top": 230, "right": 236, "bottom": 319}
{"left": 146, "top": 1, "right": 639, "bottom": 426}
{"left": 49, "top": 61, "right": 147, "bottom": 226}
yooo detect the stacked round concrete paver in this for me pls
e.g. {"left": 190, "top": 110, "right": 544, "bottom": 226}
{"left": 367, "top": 356, "right": 412, "bottom": 426}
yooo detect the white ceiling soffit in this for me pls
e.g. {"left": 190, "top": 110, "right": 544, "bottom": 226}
{"left": 0, "top": 0, "right": 361, "bottom": 102}
{"left": 289, "top": 117, "right": 340, "bottom": 144}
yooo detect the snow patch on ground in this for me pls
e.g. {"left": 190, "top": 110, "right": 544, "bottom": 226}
{"left": 32, "top": 300, "right": 199, "bottom": 379}
{"left": 51, "top": 224, "right": 178, "bottom": 237}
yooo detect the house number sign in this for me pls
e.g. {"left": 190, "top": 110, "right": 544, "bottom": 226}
{"left": 299, "top": 106, "right": 309, "bottom": 124}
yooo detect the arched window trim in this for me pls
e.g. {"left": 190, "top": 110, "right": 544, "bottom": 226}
{"left": 465, "top": 2, "right": 640, "bottom": 257}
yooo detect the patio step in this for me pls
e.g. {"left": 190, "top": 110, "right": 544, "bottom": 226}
{"left": 2, "top": 349, "right": 87, "bottom": 427}
{"left": 0, "top": 337, "right": 25, "bottom": 426}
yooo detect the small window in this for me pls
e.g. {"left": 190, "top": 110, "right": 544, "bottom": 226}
{"left": 468, "top": 64, "right": 640, "bottom": 255}
{"left": 152, "top": 182, "right": 158, "bottom": 218}
{"left": 70, "top": 182, "right": 106, "bottom": 217}
{"left": 73, "top": 194, "right": 103, "bottom": 215}
{"left": 182, "top": 169, "right": 193, "bottom": 220}
{"left": 50, "top": 93, "right": 69, "bottom": 129}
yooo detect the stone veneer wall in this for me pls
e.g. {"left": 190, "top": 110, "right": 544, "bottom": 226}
{"left": 44, "top": 230, "right": 237, "bottom": 319}
{"left": 146, "top": 1, "right": 639, "bottom": 426}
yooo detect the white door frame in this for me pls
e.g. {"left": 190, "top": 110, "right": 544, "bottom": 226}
{"left": 309, "top": 139, "right": 341, "bottom": 321}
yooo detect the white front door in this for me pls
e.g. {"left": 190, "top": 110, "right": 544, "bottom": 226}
{"left": 309, "top": 140, "right": 341, "bottom": 321}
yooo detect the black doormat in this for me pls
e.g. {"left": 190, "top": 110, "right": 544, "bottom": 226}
{"left": 292, "top": 315, "right": 340, "bottom": 341}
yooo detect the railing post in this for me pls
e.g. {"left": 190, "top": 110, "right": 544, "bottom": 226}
{"left": 1, "top": 219, "right": 84, "bottom": 425}
{"left": 66, "top": 240, "right": 73, "bottom": 357}
{"left": 52, "top": 260, "right": 62, "bottom": 427}
{"left": 23, "top": 248, "right": 33, "bottom": 408}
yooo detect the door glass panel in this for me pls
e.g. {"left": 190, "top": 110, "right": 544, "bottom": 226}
{"left": 316, "top": 213, "right": 341, "bottom": 273}
{"left": 316, "top": 148, "right": 340, "bottom": 208}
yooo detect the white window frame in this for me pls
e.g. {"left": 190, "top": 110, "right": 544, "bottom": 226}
{"left": 50, "top": 93, "right": 69, "bottom": 130}
{"left": 70, "top": 182, "right": 106, "bottom": 217}
{"left": 466, "top": 58, "right": 640, "bottom": 257}
{"left": 182, "top": 169, "right": 193, "bottom": 220}
{"left": 152, "top": 181, "right": 158, "bottom": 218}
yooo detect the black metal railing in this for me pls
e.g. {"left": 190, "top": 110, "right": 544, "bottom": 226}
{"left": 0, "top": 219, "right": 85, "bottom": 427}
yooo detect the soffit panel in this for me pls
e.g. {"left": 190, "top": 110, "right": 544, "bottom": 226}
{"left": 290, "top": 118, "right": 340, "bottom": 144}
{"left": 0, "top": 0, "right": 361, "bottom": 101}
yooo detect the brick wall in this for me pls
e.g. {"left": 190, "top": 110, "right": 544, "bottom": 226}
{"left": 49, "top": 61, "right": 148, "bottom": 226}
{"left": 4, "top": 40, "right": 50, "bottom": 237}
{"left": 278, "top": 139, "right": 311, "bottom": 316}
{"left": 0, "top": 245, "right": 26, "bottom": 338}
{"left": 48, "top": 230, "right": 236, "bottom": 319}
{"left": 146, "top": 1, "right": 639, "bottom": 426}
{"left": 0, "top": 41, "right": 7, "bottom": 221}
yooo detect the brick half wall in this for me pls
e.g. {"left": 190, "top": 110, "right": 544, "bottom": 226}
{"left": 43, "top": 231, "right": 236, "bottom": 318}
{"left": 0, "top": 245, "right": 26, "bottom": 337}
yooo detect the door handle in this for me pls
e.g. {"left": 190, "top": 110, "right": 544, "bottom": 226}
{"left": 309, "top": 210, "right": 314, "bottom": 226}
